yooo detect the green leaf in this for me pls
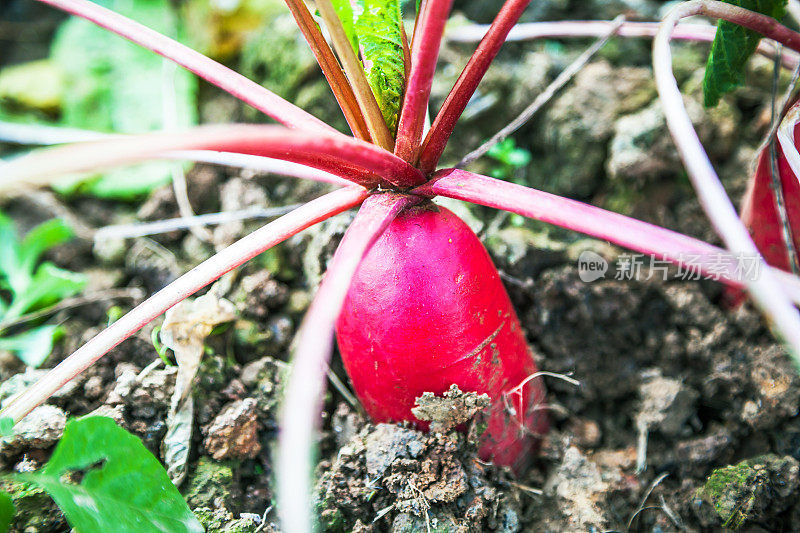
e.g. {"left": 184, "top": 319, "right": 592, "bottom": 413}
{"left": 703, "top": 0, "right": 787, "bottom": 107}
{"left": 331, "top": 0, "right": 360, "bottom": 53}
{"left": 16, "top": 417, "right": 203, "bottom": 533}
{"left": 48, "top": 0, "right": 197, "bottom": 199}
{"left": 0, "top": 491, "right": 13, "bottom": 533}
{"left": 0, "top": 326, "right": 62, "bottom": 368}
{"left": 354, "top": 0, "right": 406, "bottom": 133}
{"left": 331, "top": 0, "right": 405, "bottom": 133}
{"left": 5, "top": 263, "right": 86, "bottom": 320}
{"left": 19, "top": 219, "right": 74, "bottom": 274}
{"left": 0, "top": 418, "right": 14, "bottom": 437}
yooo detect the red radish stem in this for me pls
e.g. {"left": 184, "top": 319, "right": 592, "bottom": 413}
{"left": 416, "top": 170, "right": 800, "bottom": 303}
{"left": 0, "top": 120, "right": 352, "bottom": 186}
{"left": 0, "top": 187, "right": 368, "bottom": 424}
{"left": 394, "top": 0, "right": 453, "bottom": 163}
{"left": 278, "top": 192, "right": 419, "bottom": 533}
{"left": 0, "top": 124, "right": 425, "bottom": 191}
{"left": 654, "top": 0, "right": 800, "bottom": 356}
{"left": 35, "top": 0, "right": 332, "bottom": 133}
{"left": 335, "top": 203, "right": 547, "bottom": 472}
{"left": 419, "top": 0, "right": 532, "bottom": 173}
{"left": 281, "top": 0, "right": 371, "bottom": 140}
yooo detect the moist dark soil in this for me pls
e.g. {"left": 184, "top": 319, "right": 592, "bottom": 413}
{"left": 3, "top": 0, "right": 800, "bottom": 532}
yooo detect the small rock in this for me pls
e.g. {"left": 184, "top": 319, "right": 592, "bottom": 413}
{"left": 365, "top": 424, "right": 426, "bottom": 477}
{"left": 635, "top": 372, "right": 698, "bottom": 436}
{"left": 1, "top": 405, "right": 66, "bottom": 456}
{"left": 546, "top": 446, "right": 611, "bottom": 530}
{"left": 204, "top": 398, "right": 261, "bottom": 460}
{"left": 187, "top": 457, "right": 234, "bottom": 510}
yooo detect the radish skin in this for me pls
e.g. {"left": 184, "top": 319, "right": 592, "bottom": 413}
{"left": 336, "top": 202, "right": 547, "bottom": 471}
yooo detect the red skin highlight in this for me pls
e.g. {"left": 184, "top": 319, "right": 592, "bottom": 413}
{"left": 336, "top": 202, "right": 547, "bottom": 472}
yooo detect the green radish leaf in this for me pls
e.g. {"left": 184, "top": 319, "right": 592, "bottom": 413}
{"left": 0, "top": 326, "right": 62, "bottom": 368}
{"left": 16, "top": 417, "right": 203, "bottom": 533}
{"left": 0, "top": 491, "right": 13, "bottom": 533}
{"left": 354, "top": 0, "right": 406, "bottom": 133}
{"left": 703, "top": 0, "right": 787, "bottom": 107}
{"left": 331, "top": 0, "right": 360, "bottom": 53}
{"left": 48, "top": 0, "right": 196, "bottom": 199}
{"left": 331, "top": 0, "right": 406, "bottom": 133}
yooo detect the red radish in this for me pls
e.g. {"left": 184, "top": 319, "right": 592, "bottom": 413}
{"left": 336, "top": 201, "right": 547, "bottom": 471}
{"left": 741, "top": 100, "right": 800, "bottom": 274}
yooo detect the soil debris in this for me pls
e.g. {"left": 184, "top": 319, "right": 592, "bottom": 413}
{"left": 411, "top": 384, "right": 491, "bottom": 433}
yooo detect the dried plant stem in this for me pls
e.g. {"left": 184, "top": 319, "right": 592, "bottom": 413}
{"left": 0, "top": 187, "right": 368, "bottom": 424}
{"left": 654, "top": 1, "right": 800, "bottom": 358}
{"left": 417, "top": 170, "right": 800, "bottom": 305}
{"left": 394, "top": 0, "right": 454, "bottom": 163}
{"left": 315, "top": 0, "right": 395, "bottom": 150}
{"left": 277, "top": 192, "right": 419, "bottom": 533}
{"left": 282, "top": 0, "right": 371, "bottom": 141}
{"left": 419, "top": 0, "right": 532, "bottom": 173}
{"left": 93, "top": 205, "right": 303, "bottom": 240}
{"left": 36, "top": 0, "right": 334, "bottom": 132}
{"left": 0, "top": 124, "right": 425, "bottom": 191}
{"left": 447, "top": 20, "right": 799, "bottom": 68}
{"left": 457, "top": 16, "right": 624, "bottom": 169}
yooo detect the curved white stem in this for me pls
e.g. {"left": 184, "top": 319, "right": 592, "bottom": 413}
{"left": 654, "top": 1, "right": 800, "bottom": 357}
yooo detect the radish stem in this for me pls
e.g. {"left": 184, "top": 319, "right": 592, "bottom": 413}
{"left": 654, "top": 0, "right": 800, "bottom": 358}
{"left": 419, "top": 0, "right": 532, "bottom": 173}
{"left": 277, "top": 192, "right": 419, "bottom": 533}
{"left": 0, "top": 187, "right": 369, "bottom": 423}
{"left": 0, "top": 124, "right": 424, "bottom": 191}
{"left": 35, "top": 0, "right": 335, "bottom": 132}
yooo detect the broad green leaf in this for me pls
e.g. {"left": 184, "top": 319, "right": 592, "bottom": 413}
{"left": 19, "top": 218, "right": 74, "bottom": 274}
{"left": 703, "top": 0, "right": 787, "bottom": 107}
{"left": 332, "top": 0, "right": 406, "bottom": 133}
{"left": 0, "top": 491, "right": 13, "bottom": 533}
{"left": 16, "top": 417, "right": 203, "bottom": 533}
{"left": 5, "top": 263, "right": 86, "bottom": 320}
{"left": 48, "top": 0, "right": 197, "bottom": 199}
{"left": 0, "top": 326, "right": 62, "bottom": 368}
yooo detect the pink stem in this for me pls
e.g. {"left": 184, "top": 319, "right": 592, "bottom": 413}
{"left": 418, "top": 0, "right": 531, "bottom": 174}
{"left": 416, "top": 169, "right": 800, "bottom": 304}
{"left": 0, "top": 124, "right": 425, "bottom": 190}
{"left": 446, "top": 20, "right": 799, "bottom": 68}
{"left": 0, "top": 120, "right": 352, "bottom": 186}
{"left": 276, "top": 192, "right": 419, "bottom": 533}
{"left": 0, "top": 187, "right": 368, "bottom": 424}
{"left": 36, "top": 0, "right": 334, "bottom": 133}
{"left": 394, "top": 0, "right": 454, "bottom": 164}
{"left": 654, "top": 1, "right": 800, "bottom": 357}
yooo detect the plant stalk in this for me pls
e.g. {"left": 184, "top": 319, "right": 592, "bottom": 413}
{"left": 0, "top": 187, "right": 369, "bottom": 424}
{"left": 35, "top": 0, "right": 335, "bottom": 133}
{"left": 276, "top": 191, "right": 419, "bottom": 533}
